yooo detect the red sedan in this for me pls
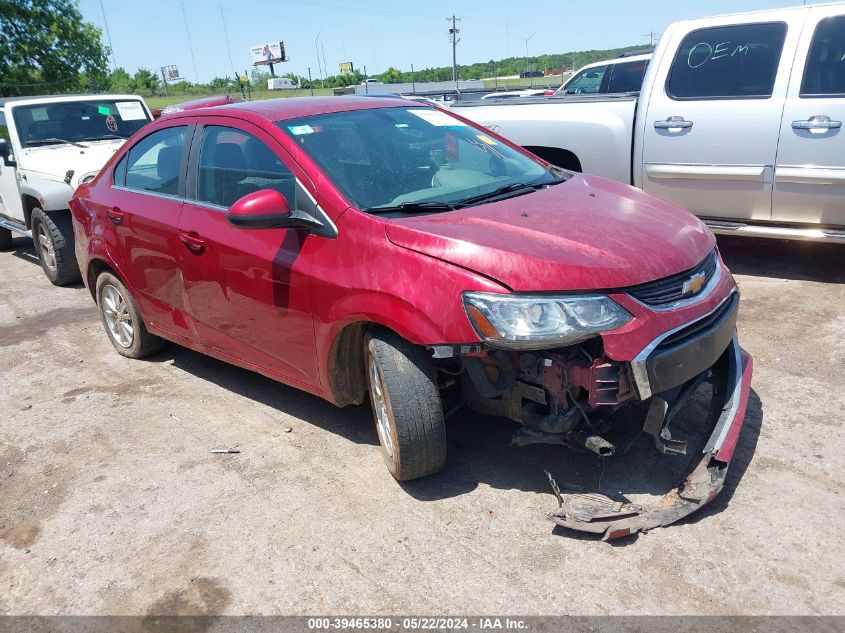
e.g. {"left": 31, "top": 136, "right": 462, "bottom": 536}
{"left": 70, "top": 97, "right": 753, "bottom": 539}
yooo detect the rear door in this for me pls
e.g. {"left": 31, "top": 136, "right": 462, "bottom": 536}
{"left": 108, "top": 121, "right": 195, "bottom": 338}
{"left": 773, "top": 7, "right": 845, "bottom": 229}
{"left": 177, "top": 118, "right": 320, "bottom": 388}
{"left": 640, "top": 12, "right": 804, "bottom": 221}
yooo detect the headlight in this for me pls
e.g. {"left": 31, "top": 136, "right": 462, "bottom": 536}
{"left": 463, "top": 292, "right": 632, "bottom": 349}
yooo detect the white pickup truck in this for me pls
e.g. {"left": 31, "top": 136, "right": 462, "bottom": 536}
{"left": 0, "top": 94, "right": 153, "bottom": 284}
{"left": 453, "top": 3, "right": 845, "bottom": 243}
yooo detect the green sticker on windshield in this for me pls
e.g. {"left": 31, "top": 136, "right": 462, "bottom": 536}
{"left": 98, "top": 105, "right": 110, "bottom": 115}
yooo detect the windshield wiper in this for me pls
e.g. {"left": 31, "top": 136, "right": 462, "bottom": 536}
{"left": 25, "top": 137, "right": 88, "bottom": 148}
{"left": 82, "top": 134, "right": 126, "bottom": 141}
{"left": 367, "top": 201, "right": 457, "bottom": 215}
{"left": 454, "top": 182, "right": 539, "bottom": 206}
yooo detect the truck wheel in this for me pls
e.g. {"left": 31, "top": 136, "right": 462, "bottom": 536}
{"left": 0, "top": 227, "right": 12, "bottom": 250}
{"left": 365, "top": 328, "right": 446, "bottom": 481}
{"left": 95, "top": 271, "right": 164, "bottom": 359}
{"left": 30, "top": 207, "right": 81, "bottom": 286}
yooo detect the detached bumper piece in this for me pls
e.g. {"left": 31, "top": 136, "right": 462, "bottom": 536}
{"left": 547, "top": 338, "right": 753, "bottom": 540}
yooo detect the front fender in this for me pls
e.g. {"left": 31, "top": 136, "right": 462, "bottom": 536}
{"left": 20, "top": 177, "right": 74, "bottom": 212}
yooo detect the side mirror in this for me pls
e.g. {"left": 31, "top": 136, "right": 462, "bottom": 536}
{"left": 0, "top": 139, "right": 16, "bottom": 168}
{"left": 226, "top": 188, "right": 323, "bottom": 231}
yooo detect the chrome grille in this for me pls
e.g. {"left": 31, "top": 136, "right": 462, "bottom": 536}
{"left": 627, "top": 250, "right": 718, "bottom": 307}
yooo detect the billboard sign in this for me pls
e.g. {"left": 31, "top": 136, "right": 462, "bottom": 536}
{"left": 251, "top": 42, "right": 286, "bottom": 65}
{"left": 162, "top": 65, "right": 182, "bottom": 81}
{"left": 339, "top": 62, "right": 354, "bottom": 75}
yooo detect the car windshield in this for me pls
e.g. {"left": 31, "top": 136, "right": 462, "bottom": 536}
{"left": 278, "top": 106, "right": 566, "bottom": 212}
{"left": 12, "top": 99, "right": 150, "bottom": 146}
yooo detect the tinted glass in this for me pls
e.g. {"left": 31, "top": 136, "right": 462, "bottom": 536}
{"left": 124, "top": 126, "right": 187, "bottom": 196}
{"left": 607, "top": 60, "right": 649, "bottom": 93}
{"left": 563, "top": 66, "right": 607, "bottom": 94}
{"left": 801, "top": 16, "right": 845, "bottom": 96}
{"left": 279, "top": 107, "right": 560, "bottom": 212}
{"left": 10, "top": 99, "right": 150, "bottom": 146}
{"left": 196, "top": 126, "right": 296, "bottom": 209}
{"left": 667, "top": 23, "right": 787, "bottom": 99}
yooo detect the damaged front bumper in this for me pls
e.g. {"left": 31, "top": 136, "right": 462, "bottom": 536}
{"left": 547, "top": 336, "right": 753, "bottom": 540}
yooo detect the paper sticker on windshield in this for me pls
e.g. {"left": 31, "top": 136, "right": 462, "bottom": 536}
{"left": 98, "top": 105, "right": 110, "bottom": 115}
{"left": 105, "top": 115, "right": 118, "bottom": 132}
{"left": 476, "top": 134, "right": 497, "bottom": 145}
{"left": 288, "top": 125, "right": 315, "bottom": 135}
{"left": 115, "top": 101, "right": 147, "bottom": 121}
{"left": 407, "top": 109, "right": 465, "bottom": 126}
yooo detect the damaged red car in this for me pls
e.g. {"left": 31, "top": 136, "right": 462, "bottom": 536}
{"left": 70, "top": 97, "right": 753, "bottom": 539}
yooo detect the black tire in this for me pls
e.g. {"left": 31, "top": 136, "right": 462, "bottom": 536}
{"left": 0, "top": 227, "right": 12, "bottom": 250}
{"left": 365, "top": 328, "right": 446, "bottom": 481}
{"left": 95, "top": 271, "right": 164, "bottom": 359}
{"left": 30, "top": 207, "right": 81, "bottom": 285}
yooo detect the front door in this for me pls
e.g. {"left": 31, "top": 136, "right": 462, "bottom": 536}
{"left": 177, "top": 120, "right": 320, "bottom": 388}
{"left": 773, "top": 8, "right": 845, "bottom": 228}
{"left": 0, "top": 108, "right": 24, "bottom": 222}
{"left": 640, "top": 15, "right": 803, "bottom": 221}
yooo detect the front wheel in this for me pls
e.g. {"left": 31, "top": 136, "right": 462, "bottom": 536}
{"left": 365, "top": 329, "right": 447, "bottom": 481}
{"left": 30, "top": 207, "right": 81, "bottom": 285}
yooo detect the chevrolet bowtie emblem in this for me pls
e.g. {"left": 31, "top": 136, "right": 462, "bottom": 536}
{"left": 682, "top": 272, "right": 706, "bottom": 295}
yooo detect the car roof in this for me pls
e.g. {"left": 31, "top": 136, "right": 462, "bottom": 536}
{"left": 576, "top": 54, "right": 652, "bottom": 72}
{"left": 165, "top": 95, "right": 415, "bottom": 122}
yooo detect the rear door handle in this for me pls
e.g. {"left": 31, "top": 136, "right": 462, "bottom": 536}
{"left": 179, "top": 230, "right": 207, "bottom": 253}
{"left": 792, "top": 115, "right": 842, "bottom": 130}
{"left": 106, "top": 207, "right": 125, "bottom": 224}
{"left": 654, "top": 116, "right": 693, "bottom": 129}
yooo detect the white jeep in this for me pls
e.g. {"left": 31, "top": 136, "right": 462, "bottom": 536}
{"left": 0, "top": 94, "right": 152, "bottom": 284}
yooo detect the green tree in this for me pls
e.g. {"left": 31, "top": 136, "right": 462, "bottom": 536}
{"left": 108, "top": 68, "right": 134, "bottom": 93}
{"left": 0, "top": 0, "right": 109, "bottom": 96}
{"left": 132, "top": 67, "right": 160, "bottom": 96}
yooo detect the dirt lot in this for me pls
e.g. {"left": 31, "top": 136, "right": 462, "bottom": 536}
{"left": 0, "top": 235, "right": 843, "bottom": 616}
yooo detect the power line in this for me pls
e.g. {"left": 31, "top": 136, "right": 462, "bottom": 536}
{"left": 98, "top": 0, "right": 117, "bottom": 69}
{"left": 220, "top": 5, "right": 236, "bottom": 78}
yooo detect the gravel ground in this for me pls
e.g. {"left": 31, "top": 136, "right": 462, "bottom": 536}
{"left": 0, "top": 234, "right": 842, "bottom": 616}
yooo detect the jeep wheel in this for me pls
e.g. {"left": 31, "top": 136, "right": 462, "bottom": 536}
{"left": 30, "top": 207, "right": 81, "bottom": 286}
{"left": 365, "top": 329, "right": 446, "bottom": 481}
{"left": 96, "top": 272, "right": 164, "bottom": 359}
{"left": 0, "top": 227, "right": 12, "bottom": 250}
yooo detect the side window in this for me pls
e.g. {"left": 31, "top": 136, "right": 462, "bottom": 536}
{"left": 196, "top": 126, "right": 296, "bottom": 209}
{"left": 113, "top": 155, "right": 127, "bottom": 186}
{"left": 667, "top": 22, "right": 787, "bottom": 99}
{"left": 801, "top": 16, "right": 845, "bottom": 97}
{"left": 607, "top": 60, "right": 649, "bottom": 93}
{"left": 564, "top": 66, "right": 607, "bottom": 94}
{"left": 124, "top": 126, "right": 187, "bottom": 195}
{"left": 0, "top": 110, "right": 9, "bottom": 142}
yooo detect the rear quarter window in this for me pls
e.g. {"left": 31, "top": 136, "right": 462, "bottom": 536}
{"left": 666, "top": 22, "right": 787, "bottom": 99}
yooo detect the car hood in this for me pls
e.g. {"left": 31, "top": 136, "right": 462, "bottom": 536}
{"left": 20, "top": 141, "right": 125, "bottom": 187}
{"left": 384, "top": 174, "right": 715, "bottom": 292}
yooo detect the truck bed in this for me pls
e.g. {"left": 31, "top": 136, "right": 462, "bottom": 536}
{"left": 452, "top": 94, "right": 638, "bottom": 183}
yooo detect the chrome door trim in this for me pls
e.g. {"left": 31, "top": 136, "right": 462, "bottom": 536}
{"left": 645, "top": 163, "right": 768, "bottom": 181}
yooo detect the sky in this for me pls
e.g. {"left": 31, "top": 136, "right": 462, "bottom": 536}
{"left": 78, "top": 0, "right": 807, "bottom": 83}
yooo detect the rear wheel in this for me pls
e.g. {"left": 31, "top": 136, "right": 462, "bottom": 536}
{"left": 95, "top": 272, "right": 164, "bottom": 359}
{"left": 30, "top": 207, "right": 81, "bottom": 285}
{"left": 365, "top": 329, "right": 446, "bottom": 481}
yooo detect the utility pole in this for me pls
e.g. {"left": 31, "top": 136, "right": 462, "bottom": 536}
{"left": 411, "top": 63, "right": 415, "bottom": 94}
{"left": 525, "top": 32, "right": 537, "bottom": 87}
{"left": 643, "top": 31, "right": 660, "bottom": 47}
{"left": 447, "top": 15, "right": 461, "bottom": 92}
{"left": 308, "top": 67, "right": 314, "bottom": 96}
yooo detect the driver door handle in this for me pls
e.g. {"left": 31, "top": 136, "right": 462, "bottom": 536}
{"left": 654, "top": 116, "right": 693, "bottom": 129}
{"left": 106, "top": 207, "right": 125, "bottom": 224}
{"left": 792, "top": 115, "right": 842, "bottom": 130}
{"left": 179, "top": 230, "right": 207, "bottom": 253}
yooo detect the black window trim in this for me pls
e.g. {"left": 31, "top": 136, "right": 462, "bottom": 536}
{"left": 111, "top": 122, "right": 195, "bottom": 199}
{"left": 799, "top": 15, "right": 845, "bottom": 99}
{"left": 665, "top": 20, "right": 789, "bottom": 102}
